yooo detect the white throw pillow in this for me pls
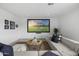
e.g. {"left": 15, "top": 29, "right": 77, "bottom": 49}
{"left": 13, "top": 44, "right": 27, "bottom": 52}
{"left": 0, "top": 52, "right": 3, "bottom": 56}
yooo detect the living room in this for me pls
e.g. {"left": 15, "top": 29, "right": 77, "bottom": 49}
{"left": 0, "top": 3, "right": 79, "bottom": 56}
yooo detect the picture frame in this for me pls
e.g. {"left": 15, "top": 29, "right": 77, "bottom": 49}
{"left": 10, "top": 21, "right": 15, "bottom": 29}
{"left": 4, "top": 25, "right": 9, "bottom": 29}
{"left": 27, "top": 19, "right": 50, "bottom": 33}
{"left": 4, "top": 19, "right": 9, "bottom": 29}
{"left": 5, "top": 19, "right": 9, "bottom": 24}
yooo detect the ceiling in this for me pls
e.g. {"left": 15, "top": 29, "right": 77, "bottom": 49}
{"left": 0, "top": 3, "right": 79, "bottom": 18}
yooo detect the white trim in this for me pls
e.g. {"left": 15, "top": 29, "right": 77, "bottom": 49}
{"left": 62, "top": 36, "right": 79, "bottom": 44}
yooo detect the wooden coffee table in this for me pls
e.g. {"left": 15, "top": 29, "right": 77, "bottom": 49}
{"left": 26, "top": 40, "right": 43, "bottom": 51}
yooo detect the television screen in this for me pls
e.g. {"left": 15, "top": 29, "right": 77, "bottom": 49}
{"left": 27, "top": 19, "right": 50, "bottom": 33}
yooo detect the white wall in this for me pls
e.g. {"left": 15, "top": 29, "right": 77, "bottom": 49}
{"left": 57, "top": 7, "right": 79, "bottom": 42}
{"left": 0, "top": 8, "right": 19, "bottom": 45}
{"left": 57, "top": 7, "right": 79, "bottom": 51}
{"left": 18, "top": 18, "right": 58, "bottom": 39}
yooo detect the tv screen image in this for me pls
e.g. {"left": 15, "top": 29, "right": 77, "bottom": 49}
{"left": 27, "top": 19, "right": 50, "bottom": 33}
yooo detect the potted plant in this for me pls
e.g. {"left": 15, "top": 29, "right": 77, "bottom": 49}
{"left": 51, "top": 28, "right": 59, "bottom": 43}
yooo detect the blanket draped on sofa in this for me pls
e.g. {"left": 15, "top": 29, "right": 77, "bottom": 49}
{"left": 0, "top": 43, "right": 14, "bottom": 56}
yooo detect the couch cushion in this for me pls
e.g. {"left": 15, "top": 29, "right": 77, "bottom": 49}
{"left": 14, "top": 51, "right": 38, "bottom": 56}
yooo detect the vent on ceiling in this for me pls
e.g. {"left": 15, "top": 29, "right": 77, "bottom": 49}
{"left": 48, "top": 3, "right": 54, "bottom": 5}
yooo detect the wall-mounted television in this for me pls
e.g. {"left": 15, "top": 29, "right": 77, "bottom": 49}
{"left": 27, "top": 19, "right": 50, "bottom": 33}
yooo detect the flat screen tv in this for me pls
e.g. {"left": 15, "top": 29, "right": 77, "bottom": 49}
{"left": 27, "top": 19, "right": 50, "bottom": 33}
